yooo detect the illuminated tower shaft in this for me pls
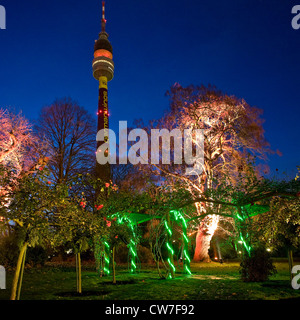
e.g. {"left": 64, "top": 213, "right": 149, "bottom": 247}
{"left": 93, "top": 1, "right": 114, "bottom": 181}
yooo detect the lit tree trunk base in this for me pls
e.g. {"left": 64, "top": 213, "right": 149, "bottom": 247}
{"left": 76, "top": 253, "right": 82, "bottom": 294}
{"left": 193, "top": 214, "right": 220, "bottom": 262}
{"left": 193, "top": 229, "right": 213, "bottom": 262}
{"left": 10, "top": 242, "right": 28, "bottom": 300}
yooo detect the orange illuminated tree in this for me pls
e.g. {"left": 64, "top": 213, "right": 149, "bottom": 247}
{"left": 143, "top": 84, "right": 274, "bottom": 262}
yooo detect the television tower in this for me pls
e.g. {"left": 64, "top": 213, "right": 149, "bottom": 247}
{"left": 93, "top": 1, "right": 114, "bottom": 181}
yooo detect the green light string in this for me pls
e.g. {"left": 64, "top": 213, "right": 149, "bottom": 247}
{"left": 170, "top": 210, "right": 192, "bottom": 275}
{"left": 167, "top": 258, "right": 176, "bottom": 273}
{"left": 184, "top": 265, "right": 192, "bottom": 275}
{"left": 129, "top": 239, "right": 137, "bottom": 273}
{"left": 183, "top": 233, "right": 189, "bottom": 243}
{"left": 164, "top": 215, "right": 176, "bottom": 278}
{"left": 104, "top": 241, "right": 110, "bottom": 275}
{"left": 239, "top": 233, "right": 252, "bottom": 256}
{"left": 235, "top": 207, "right": 252, "bottom": 257}
{"left": 164, "top": 220, "right": 172, "bottom": 236}
{"left": 111, "top": 212, "right": 139, "bottom": 273}
{"left": 183, "top": 249, "right": 191, "bottom": 263}
{"left": 165, "top": 241, "right": 176, "bottom": 274}
{"left": 236, "top": 213, "right": 244, "bottom": 221}
{"left": 166, "top": 242, "right": 174, "bottom": 255}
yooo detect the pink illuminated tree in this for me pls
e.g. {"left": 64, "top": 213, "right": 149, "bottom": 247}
{"left": 0, "top": 108, "right": 48, "bottom": 229}
{"left": 0, "top": 108, "right": 48, "bottom": 175}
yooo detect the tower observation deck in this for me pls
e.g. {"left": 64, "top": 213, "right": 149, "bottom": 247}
{"left": 93, "top": 1, "right": 114, "bottom": 181}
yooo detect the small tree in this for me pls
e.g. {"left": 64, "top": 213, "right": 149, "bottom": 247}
{"left": 0, "top": 166, "right": 69, "bottom": 300}
{"left": 240, "top": 245, "right": 277, "bottom": 282}
{"left": 254, "top": 194, "right": 300, "bottom": 281}
{"left": 63, "top": 173, "right": 119, "bottom": 290}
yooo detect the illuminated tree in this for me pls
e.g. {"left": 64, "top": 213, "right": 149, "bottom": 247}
{"left": 0, "top": 109, "right": 48, "bottom": 232}
{"left": 0, "top": 108, "right": 32, "bottom": 172}
{"left": 144, "top": 84, "right": 272, "bottom": 262}
{"left": 0, "top": 108, "right": 46, "bottom": 175}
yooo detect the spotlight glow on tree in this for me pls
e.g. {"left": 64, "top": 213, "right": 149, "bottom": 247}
{"left": 141, "top": 84, "right": 272, "bottom": 262}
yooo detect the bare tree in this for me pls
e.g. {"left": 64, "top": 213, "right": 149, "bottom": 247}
{"left": 36, "top": 98, "right": 95, "bottom": 184}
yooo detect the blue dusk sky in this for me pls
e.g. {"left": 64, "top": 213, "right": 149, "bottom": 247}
{"left": 0, "top": 0, "right": 299, "bottom": 178}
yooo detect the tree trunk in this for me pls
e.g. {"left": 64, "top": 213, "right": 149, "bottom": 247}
{"left": 10, "top": 242, "right": 28, "bottom": 300}
{"left": 287, "top": 249, "right": 294, "bottom": 283}
{"left": 76, "top": 253, "right": 82, "bottom": 294}
{"left": 193, "top": 215, "right": 220, "bottom": 262}
{"left": 16, "top": 244, "right": 27, "bottom": 300}
{"left": 112, "top": 247, "right": 116, "bottom": 284}
{"left": 193, "top": 228, "right": 213, "bottom": 262}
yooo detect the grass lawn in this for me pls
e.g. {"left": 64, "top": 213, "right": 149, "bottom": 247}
{"left": 0, "top": 259, "right": 300, "bottom": 300}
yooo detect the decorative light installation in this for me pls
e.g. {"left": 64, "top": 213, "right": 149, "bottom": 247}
{"left": 235, "top": 206, "right": 252, "bottom": 257}
{"left": 129, "top": 239, "right": 137, "bottom": 273}
{"left": 111, "top": 213, "right": 139, "bottom": 274}
{"left": 104, "top": 240, "right": 110, "bottom": 275}
{"left": 170, "top": 210, "right": 192, "bottom": 275}
{"left": 101, "top": 210, "right": 192, "bottom": 279}
{"left": 164, "top": 213, "right": 176, "bottom": 279}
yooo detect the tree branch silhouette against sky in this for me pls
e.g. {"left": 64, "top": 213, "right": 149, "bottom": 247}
{"left": 0, "top": 0, "right": 299, "bottom": 178}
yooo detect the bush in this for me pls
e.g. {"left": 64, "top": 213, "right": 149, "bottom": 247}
{"left": 138, "top": 245, "right": 153, "bottom": 263}
{"left": 115, "top": 244, "right": 129, "bottom": 263}
{"left": 0, "top": 233, "right": 19, "bottom": 268}
{"left": 240, "top": 245, "right": 277, "bottom": 282}
{"left": 26, "top": 246, "right": 49, "bottom": 267}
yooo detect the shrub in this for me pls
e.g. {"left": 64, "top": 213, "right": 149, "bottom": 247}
{"left": 138, "top": 245, "right": 153, "bottom": 263}
{"left": 115, "top": 244, "right": 129, "bottom": 263}
{"left": 26, "top": 246, "right": 49, "bottom": 267}
{"left": 240, "top": 245, "right": 277, "bottom": 282}
{"left": 0, "top": 233, "right": 19, "bottom": 268}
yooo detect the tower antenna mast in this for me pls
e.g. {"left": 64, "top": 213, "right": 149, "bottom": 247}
{"left": 101, "top": 1, "right": 106, "bottom": 32}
